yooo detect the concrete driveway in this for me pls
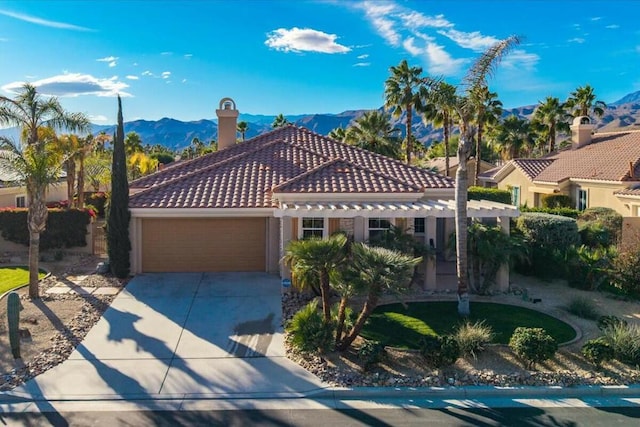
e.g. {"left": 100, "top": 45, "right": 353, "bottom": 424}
{"left": 11, "top": 273, "right": 326, "bottom": 400}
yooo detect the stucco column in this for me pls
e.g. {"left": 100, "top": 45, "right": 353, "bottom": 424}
{"left": 497, "top": 215, "right": 510, "bottom": 292}
{"left": 280, "top": 216, "right": 293, "bottom": 278}
{"left": 424, "top": 216, "right": 437, "bottom": 290}
{"left": 353, "top": 216, "right": 365, "bottom": 242}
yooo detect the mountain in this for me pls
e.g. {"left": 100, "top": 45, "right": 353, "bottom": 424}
{"left": 610, "top": 90, "right": 640, "bottom": 106}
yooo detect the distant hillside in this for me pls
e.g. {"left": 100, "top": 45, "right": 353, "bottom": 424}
{"left": 610, "top": 90, "right": 640, "bottom": 106}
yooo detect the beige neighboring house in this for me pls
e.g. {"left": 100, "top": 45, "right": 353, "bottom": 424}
{"left": 425, "top": 156, "right": 496, "bottom": 183}
{"left": 128, "top": 98, "right": 518, "bottom": 290}
{"left": 480, "top": 116, "right": 640, "bottom": 218}
{"left": 0, "top": 169, "right": 67, "bottom": 208}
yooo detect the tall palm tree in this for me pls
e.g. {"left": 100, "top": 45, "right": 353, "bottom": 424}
{"left": 470, "top": 86, "right": 502, "bottom": 185}
{"left": 272, "top": 113, "right": 290, "bottom": 128}
{"left": 75, "top": 134, "right": 95, "bottom": 208}
{"left": 328, "top": 126, "right": 347, "bottom": 142}
{"left": 384, "top": 59, "right": 433, "bottom": 164}
{"left": 124, "top": 131, "right": 143, "bottom": 155}
{"left": 0, "top": 83, "right": 89, "bottom": 298}
{"left": 58, "top": 134, "right": 79, "bottom": 205}
{"left": 453, "top": 36, "right": 520, "bottom": 316}
{"left": 236, "top": 121, "right": 248, "bottom": 141}
{"left": 424, "top": 81, "right": 457, "bottom": 176}
{"left": 490, "top": 115, "right": 534, "bottom": 160}
{"left": 284, "top": 234, "right": 348, "bottom": 322}
{"left": 565, "top": 84, "right": 607, "bottom": 118}
{"left": 344, "top": 110, "right": 402, "bottom": 159}
{"left": 532, "top": 96, "right": 570, "bottom": 153}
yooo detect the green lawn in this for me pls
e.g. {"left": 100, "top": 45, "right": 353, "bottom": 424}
{"left": 0, "top": 266, "right": 47, "bottom": 296}
{"left": 360, "top": 301, "right": 576, "bottom": 349}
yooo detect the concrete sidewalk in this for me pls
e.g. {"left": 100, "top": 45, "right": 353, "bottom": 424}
{"left": 3, "top": 272, "right": 327, "bottom": 401}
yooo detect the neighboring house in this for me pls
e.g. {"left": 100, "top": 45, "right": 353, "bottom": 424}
{"left": 425, "top": 156, "right": 496, "bottom": 183}
{"left": 480, "top": 116, "right": 640, "bottom": 217}
{"left": 0, "top": 169, "right": 67, "bottom": 208}
{"left": 128, "top": 98, "right": 518, "bottom": 290}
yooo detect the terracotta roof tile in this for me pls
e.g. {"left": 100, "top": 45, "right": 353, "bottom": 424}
{"left": 129, "top": 125, "right": 453, "bottom": 209}
{"left": 512, "top": 159, "right": 555, "bottom": 180}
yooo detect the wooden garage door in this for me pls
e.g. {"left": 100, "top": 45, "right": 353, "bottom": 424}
{"left": 141, "top": 218, "right": 266, "bottom": 272}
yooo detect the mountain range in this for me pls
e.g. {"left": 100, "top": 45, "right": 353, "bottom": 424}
{"left": 2, "top": 91, "right": 640, "bottom": 150}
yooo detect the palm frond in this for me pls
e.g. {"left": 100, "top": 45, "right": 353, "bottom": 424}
{"left": 463, "top": 35, "right": 521, "bottom": 92}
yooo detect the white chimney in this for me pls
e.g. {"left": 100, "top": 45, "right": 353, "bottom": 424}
{"left": 570, "top": 116, "right": 595, "bottom": 149}
{"left": 216, "top": 97, "right": 239, "bottom": 150}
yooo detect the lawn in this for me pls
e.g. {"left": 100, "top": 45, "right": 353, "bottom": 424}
{"left": 360, "top": 301, "right": 576, "bottom": 349}
{"left": 0, "top": 266, "right": 47, "bottom": 296}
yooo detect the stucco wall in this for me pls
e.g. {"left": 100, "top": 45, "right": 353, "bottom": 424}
{"left": 496, "top": 169, "right": 537, "bottom": 206}
{"left": 0, "top": 182, "right": 68, "bottom": 208}
{"left": 570, "top": 181, "right": 630, "bottom": 217}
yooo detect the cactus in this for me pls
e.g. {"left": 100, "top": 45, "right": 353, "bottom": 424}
{"left": 7, "top": 292, "right": 22, "bottom": 359}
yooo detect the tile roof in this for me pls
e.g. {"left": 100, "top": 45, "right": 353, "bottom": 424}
{"left": 129, "top": 125, "right": 453, "bottom": 209}
{"left": 614, "top": 188, "right": 640, "bottom": 197}
{"left": 512, "top": 159, "right": 555, "bottom": 180}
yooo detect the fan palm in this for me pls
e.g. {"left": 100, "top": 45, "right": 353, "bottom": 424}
{"left": 272, "top": 113, "right": 290, "bottom": 128}
{"left": 490, "top": 115, "right": 534, "bottom": 160}
{"left": 344, "top": 110, "right": 402, "bottom": 159}
{"left": 328, "top": 126, "right": 347, "bottom": 142}
{"left": 237, "top": 121, "right": 248, "bottom": 141}
{"left": 424, "top": 81, "right": 458, "bottom": 176}
{"left": 0, "top": 83, "right": 89, "bottom": 298}
{"left": 532, "top": 96, "right": 570, "bottom": 153}
{"left": 565, "top": 84, "right": 607, "bottom": 118}
{"left": 470, "top": 86, "right": 502, "bottom": 185}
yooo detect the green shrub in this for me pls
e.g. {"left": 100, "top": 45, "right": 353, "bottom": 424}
{"left": 519, "top": 206, "right": 579, "bottom": 219}
{"left": 597, "top": 315, "right": 628, "bottom": 332}
{"left": 420, "top": 335, "right": 460, "bottom": 368}
{"left": 577, "top": 207, "right": 622, "bottom": 246}
{"left": 566, "top": 245, "right": 615, "bottom": 291}
{"left": 286, "top": 300, "right": 335, "bottom": 353}
{"left": 601, "top": 322, "right": 640, "bottom": 366}
{"left": 0, "top": 208, "right": 91, "bottom": 249}
{"left": 582, "top": 338, "right": 615, "bottom": 367}
{"left": 468, "top": 186, "right": 512, "bottom": 204}
{"left": 454, "top": 320, "right": 495, "bottom": 359}
{"left": 578, "top": 223, "right": 611, "bottom": 249}
{"left": 358, "top": 340, "right": 386, "bottom": 371}
{"left": 611, "top": 240, "right": 640, "bottom": 296}
{"left": 541, "top": 194, "right": 572, "bottom": 208}
{"left": 85, "top": 192, "right": 108, "bottom": 217}
{"left": 509, "top": 327, "right": 558, "bottom": 369}
{"left": 565, "top": 296, "right": 600, "bottom": 320}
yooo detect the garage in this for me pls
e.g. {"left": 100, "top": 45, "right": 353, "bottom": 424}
{"left": 140, "top": 218, "right": 266, "bottom": 272}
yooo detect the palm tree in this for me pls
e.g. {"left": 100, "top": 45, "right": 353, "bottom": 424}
{"left": 344, "top": 111, "right": 402, "bottom": 159}
{"left": 453, "top": 36, "right": 520, "bottom": 316}
{"left": 532, "top": 96, "right": 570, "bottom": 153}
{"left": 384, "top": 59, "right": 433, "bottom": 164}
{"left": 328, "top": 126, "right": 347, "bottom": 142}
{"left": 424, "top": 81, "right": 457, "bottom": 176}
{"left": 490, "top": 115, "right": 534, "bottom": 160}
{"left": 0, "top": 83, "right": 89, "bottom": 298}
{"left": 336, "top": 243, "right": 419, "bottom": 351}
{"left": 470, "top": 86, "right": 502, "bottom": 185}
{"left": 284, "top": 234, "right": 348, "bottom": 322}
{"left": 236, "top": 121, "right": 248, "bottom": 141}
{"left": 272, "top": 113, "right": 290, "bottom": 128}
{"left": 124, "top": 131, "right": 143, "bottom": 155}
{"left": 565, "top": 84, "right": 606, "bottom": 118}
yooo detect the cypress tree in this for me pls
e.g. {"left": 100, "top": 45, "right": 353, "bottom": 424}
{"left": 107, "top": 95, "right": 131, "bottom": 277}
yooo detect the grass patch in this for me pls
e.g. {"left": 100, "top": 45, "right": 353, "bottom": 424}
{"left": 361, "top": 301, "right": 576, "bottom": 349}
{"left": 0, "top": 266, "right": 47, "bottom": 296}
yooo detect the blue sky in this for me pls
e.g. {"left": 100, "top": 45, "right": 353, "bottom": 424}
{"left": 1, "top": 0, "right": 639, "bottom": 125}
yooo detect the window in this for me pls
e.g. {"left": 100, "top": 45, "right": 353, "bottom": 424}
{"left": 368, "top": 218, "right": 391, "bottom": 240}
{"left": 15, "top": 195, "right": 26, "bottom": 208}
{"left": 577, "top": 189, "right": 588, "bottom": 211}
{"left": 413, "top": 218, "right": 425, "bottom": 234}
{"left": 511, "top": 186, "right": 520, "bottom": 206}
{"left": 301, "top": 217, "right": 324, "bottom": 239}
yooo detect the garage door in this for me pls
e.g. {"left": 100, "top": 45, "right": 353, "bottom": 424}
{"left": 141, "top": 218, "right": 266, "bottom": 272}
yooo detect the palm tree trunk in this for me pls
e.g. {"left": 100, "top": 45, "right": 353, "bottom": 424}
{"left": 27, "top": 185, "right": 48, "bottom": 299}
{"left": 456, "top": 131, "right": 472, "bottom": 316}
{"left": 319, "top": 269, "right": 332, "bottom": 322}
{"left": 474, "top": 121, "right": 483, "bottom": 186}
{"left": 444, "top": 115, "right": 450, "bottom": 177}
{"left": 549, "top": 122, "right": 556, "bottom": 153}
{"left": 335, "top": 297, "right": 348, "bottom": 345}
{"left": 337, "top": 291, "right": 379, "bottom": 351}
{"left": 66, "top": 159, "right": 76, "bottom": 207}
{"left": 406, "top": 105, "right": 413, "bottom": 164}
{"left": 77, "top": 155, "right": 85, "bottom": 208}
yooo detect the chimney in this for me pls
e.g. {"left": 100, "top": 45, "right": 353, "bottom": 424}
{"left": 216, "top": 97, "right": 239, "bottom": 150}
{"left": 570, "top": 116, "right": 595, "bottom": 149}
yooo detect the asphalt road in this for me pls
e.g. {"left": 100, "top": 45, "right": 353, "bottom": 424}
{"left": 1, "top": 406, "right": 640, "bottom": 427}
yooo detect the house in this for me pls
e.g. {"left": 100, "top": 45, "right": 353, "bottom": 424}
{"left": 480, "top": 116, "right": 640, "bottom": 217}
{"left": 0, "top": 168, "right": 68, "bottom": 208}
{"left": 425, "top": 156, "right": 496, "bottom": 184}
{"left": 128, "top": 98, "right": 518, "bottom": 290}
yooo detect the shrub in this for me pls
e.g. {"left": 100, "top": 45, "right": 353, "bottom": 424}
{"left": 454, "top": 321, "right": 495, "bottom": 359}
{"left": 468, "top": 186, "right": 512, "bottom": 204}
{"left": 0, "top": 208, "right": 91, "bottom": 249}
{"left": 85, "top": 192, "right": 108, "bottom": 217}
{"left": 582, "top": 338, "right": 615, "bottom": 367}
{"left": 597, "top": 315, "right": 628, "bottom": 332}
{"left": 578, "top": 223, "right": 611, "bottom": 249}
{"left": 601, "top": 322, "right": 640, "bottom": 366}
{"left": 541, "top": 194, "right": 572, "bottom": 208}
{"left": 286, "top": 300, "right": 335, "bottom": 353}
{"left": 519, "top": 206, "right": 579, "bottom": 219}
{"left": 565, "top": 296, "right": 600, "bottom": 320}
{"left": 611, "top": 240, "right": 640, "bottom": 296}
{"left": 420, "top": 335, "right": 460, "bottom": 368}
{"left": 577, "top": 207, "right": 622, "bottom": 246}
{"left": 566, "top": 245, "right": 615, "bottom": 291}
{"left": 509, "top": 327, "right": 558, "bottom": 369}
{"left": 358, "top": 340, "right": 386, "bottom": 371}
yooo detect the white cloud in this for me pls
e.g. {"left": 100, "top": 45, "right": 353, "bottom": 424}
{"left": 403, "top": 37, "right": 423, "bottom": 56}
{"left": 265, "top": 27, "right": 351, "bottom": 53}
{"left": 606, "top": 24, "right": 620, "bottom": 29}
{"left": 161, "top": 51, "right": 172, "bottom": 56}
{"left": 502, "top": 49, "right": 540, "bottom": 70}
{"left": 88, "top": 114, "right": 108, "bottom": 123}
{"left": 2, "top": 73, "right": 131, "bottom": 97}
{"left": 359, "top": 2, "right": 401, "bottom": 46}
{"left": 353, "top": 62, "right": 371, "bottom": 67}
{"left": 439, "top": 29, "right": 499, "bottom": 52}
{"left": 161, "top": 71, "right": 171, "bottom": 79}
{"left": 357, "top": 54, "right": 369, "bottom": 59}
{"left": 97, "top": 56, "right": 118, "bottom": 67}
{"left": 181, "top": 78, "right": 187, "bottom": 83}
{"left": 568, "top": 37, "right": 585, "bottom": 43}
{"left": 400, "top": 11, "right": 452, "bottom": 29}
{"left": 591, "top": 16, "right": 602, "bottom": 21}
{"left": 425, "top": 42, "right": 466, "bottom": 75}
{"left": 141, "top": 70, "right": 153, "bottom": 76}
{"left": 184, "top": 54, "right": 193, "bottom": 59}
{"left": 0, "top": 9, "right": 93, "bottom": 31}
{"left": 126, "top": 75, "right": 139, "bottom": 80}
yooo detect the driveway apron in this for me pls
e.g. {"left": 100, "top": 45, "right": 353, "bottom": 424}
{"left": 10, "top": 273, "right": 326, "bottom": 400}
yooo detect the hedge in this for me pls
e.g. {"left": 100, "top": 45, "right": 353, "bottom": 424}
{"left": 520, "top": 206, "right": 579, "bottom": 219}
{"left": 468, "top": 186, "right": 512, "bottom": 204}
{"left": 541, "top": 194, "right": 572, "bottom": 208}
{"left": 0, "top": 208, "right": 91, "bottom": 250}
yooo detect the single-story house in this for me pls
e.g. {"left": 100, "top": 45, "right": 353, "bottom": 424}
{"left": 0, "top": 169, "right": 68, "bottom": 208}
{"left": 128, "top": 98, "right": 518, "bottom": 290}
{"left": 425, "top": 156, "right": 496, "bottom": 183}
{"left": 479, "top": 116, "right": 640, "bottom": 217}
